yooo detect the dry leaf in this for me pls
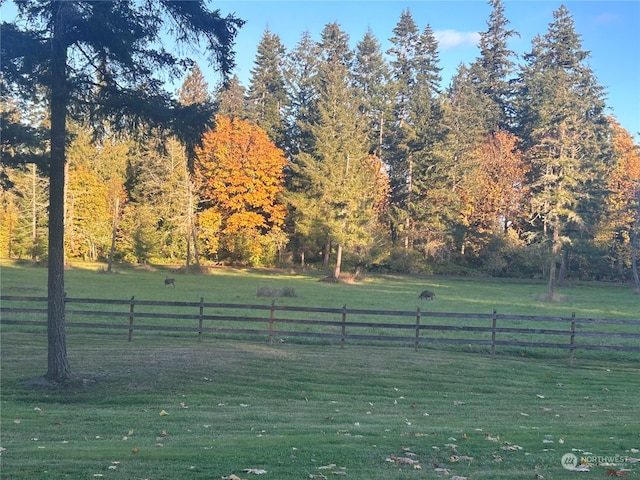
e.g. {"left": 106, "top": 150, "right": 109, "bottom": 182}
{"left": 243, "top": 469, "right": 267, "bottom": 474}
{"left": 318, "top": 464, "right": 337, "bottom": 470}
{"left": 223, "top": 475, "right": 242, "bottom": 480}
{"left": 450, "top": 476, "right": 467, "bottom": 480}
{"left": 453, "top": 401, "right": 465, "bottom": 406}
{"left": 159, "top": 410, "right": 168, "bottom": 416}
{"left": 607, "top": 470, "right": 628, "bottom": 477}
{"left": 131, "top": 447, "right": 140, "bottom": 454}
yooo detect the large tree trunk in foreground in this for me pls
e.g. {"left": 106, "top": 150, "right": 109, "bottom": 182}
{"left": 46, "top": 2, "right": 72, "bottom": 383}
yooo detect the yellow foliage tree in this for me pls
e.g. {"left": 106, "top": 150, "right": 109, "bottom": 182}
{"left": 195, "top": 116, "right": 288, "bottom": 265}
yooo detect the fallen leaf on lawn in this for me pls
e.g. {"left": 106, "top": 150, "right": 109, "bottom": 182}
{"left": 223, "top": 475, "right": 242, "bottom": 480}
{"left": 485, "top": 434, "right": 499, "bottom": 442}
{"left": 14, "top": 419, "right": 21, "bottom": 424}
{"left": 308, "top": 474, "right": 328, "bottom": 479}
{"left": 180, "top": 402, "right": 189, "bottom": 408}
{"left": 534, "top": 474, "right": 544, "bottom": 479}
{"left": 127, "top": 429, "right": 134, "bottom": 436}
{"left": 331, "top": 471, "right": 347, "bottom": 475}
{"left": 453, "top": 400, "right": 465, "bottom": 406}
{"left": 131, "top": 447, "right": 140, "bottom": 454}
{"left": 159, "top": 410, "right": 168, "bottom": 416}
{"left": 536, "top": 394, "right": 545, "bottom": 399}
{"left": 450, "top": 476, "right": 467, "bottom": 480}
{"left": 318, "top": 464, "right": 337, "bottom": 470}
{"left": 607, "top": 470, "right": 628, "bottom": 477}
{"left": 520, "top": 412, "right": 530, "bottom": 416}
{"left": 434, "top": 467, "right": 450, "bottom": 474}
{"left": 243, "top": 469, "right": 267, "bottom": 474}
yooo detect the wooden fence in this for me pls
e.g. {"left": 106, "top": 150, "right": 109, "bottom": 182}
{"left": 1, "top": 295, "right": 639, "bottom": 366}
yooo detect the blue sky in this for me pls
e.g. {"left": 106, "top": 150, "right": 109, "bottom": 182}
{"left": 212, "top": 0, "right": 640, "bottom": 140}
{"left": 1, "top": 1, "right": 638, "bottom": 140}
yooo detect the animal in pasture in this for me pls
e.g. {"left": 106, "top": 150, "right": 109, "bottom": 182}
{"left": 418, "top": 290, "right": 435, "bottom": 300}
{"left": 164, "top": 277, "right": 176, "bottom": 288}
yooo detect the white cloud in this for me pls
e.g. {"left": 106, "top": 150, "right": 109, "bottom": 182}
{"left": 435, "top": 29, "right": 481, "bottom": 50}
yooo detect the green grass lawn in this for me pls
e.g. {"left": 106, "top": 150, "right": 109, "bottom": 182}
{"left": 1, "top": 259, "right": 639, "bottom": 479}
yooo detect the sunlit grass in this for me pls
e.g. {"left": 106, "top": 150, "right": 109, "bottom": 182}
{"left": 1, "top": 330, "right": 638, "bottom": 479}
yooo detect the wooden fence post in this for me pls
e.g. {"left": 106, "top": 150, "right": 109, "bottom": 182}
{"left": 128, "top": 296, "right": 135, "bottom": 342}
{"left": 341, "top": 305, "right": 347, "bottom": 349}
{"left": 269, "top": 300, "right": 275, "bottom": 346}
{"left": 415, "top": 307, "right": 421, "bottom": 352}
{"left": 491, "top": 309, "right": 497, "bottom": 359}
{"left": 198, "top": 297, "right": 204, "bottom": 342}
{"left": 569, "top": 312, "right": 576, "bottom": 367}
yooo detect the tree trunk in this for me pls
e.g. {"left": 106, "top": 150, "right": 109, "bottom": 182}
{"left": 334, "top": 243, "right": 342, "bottom": 279}
{"left": 31, "top": 163, "right": 37, "bottom": 261}
{"left": 46, "top": 2, "right": 72, "bottom": 383}
{"left": 547, "top": 221, "right": 560, "bottom": 300}
{"left": 323, "top": 237, "right": 330, "bottom": 269}
{"left": 107, "top": 195, "right": 120, "bottom": 273}
{"left": 557, "top": 248, "right": 568, "bottom": 287}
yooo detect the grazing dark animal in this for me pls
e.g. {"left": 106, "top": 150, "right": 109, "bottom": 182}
{"left": 164, "top": 277, "right": 176, "bottom": 288}
{"left": 418, "top": 290, "right": 435, "bottom": 300}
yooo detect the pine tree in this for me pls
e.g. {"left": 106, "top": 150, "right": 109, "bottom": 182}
{"left": 177, "top": 64, "right": 212, "bottom": 271}
{"left": 386, "top": 12, "right": 445, "bottom": 252}
{"left": 516, "top": 5, "right": 611, "bottom": 298}
{"left": 353, "top": 29, "right": 392, "bottom": 157}
{"left": 283, "top": 31, "right": 321, "bottom": 158}
{"left": 291, "top": 23, "right": 378, "bottom": 278}
{"left": 247, "top": 28, "right": 288, "bottom": 148}
{"left": 215, "top": 75, "right": 249, "bottom": 119}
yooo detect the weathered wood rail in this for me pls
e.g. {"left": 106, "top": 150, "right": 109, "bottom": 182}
{"left": 1, "top": 295, "right": 639, "bottom": 366}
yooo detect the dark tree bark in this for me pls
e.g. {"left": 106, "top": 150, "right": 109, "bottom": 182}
{"left": 46, "top": 2, "right": 72, "bottom": 382}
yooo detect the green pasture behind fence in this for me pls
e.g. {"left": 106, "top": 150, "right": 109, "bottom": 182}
{"left": 2, "top": 295, "right": 639, "bottom": 364}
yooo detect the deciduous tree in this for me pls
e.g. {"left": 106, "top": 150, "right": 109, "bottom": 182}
{"left": 195, "top": 116, "right": 288, "bottom": 265}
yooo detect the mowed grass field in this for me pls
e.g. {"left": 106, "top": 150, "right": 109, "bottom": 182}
{"left": 1, "top": 259, "right": 639, "bottom": 479}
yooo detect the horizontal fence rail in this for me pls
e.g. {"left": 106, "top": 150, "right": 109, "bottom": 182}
{"left": 1, "top": 295, "right": 639, "bottom": 366}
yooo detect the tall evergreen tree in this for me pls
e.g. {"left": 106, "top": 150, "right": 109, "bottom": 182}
{"left": 475, "top": 0, "right": 518, "bottom": 130}
{"left": 283, "top": 31, "right": 321, "bottom": 158}
{"left": 215, "top": 75, "right": 249, "bottom": 119}
{"left": 516, "top": 5, "right": 611, "bottom": 298}
{"left": 1, "top": 0, "right": 243, "bottom": 383}
{"left": 386, "top": 12, "right": 444, "bottom": 252}
{"left": 177, "top": 64, "right": 212, "bottom": 271}
{"left": 291, "top": 23, "right": 378, "bottom": 278}
{"left": 353, "top": 29, "right": 392, "bottom": 157}
{"left": 247, "top": 28, "right": 288, "bottom": 148}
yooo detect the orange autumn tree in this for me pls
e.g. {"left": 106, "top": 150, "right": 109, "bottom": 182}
{"left": 195, "top": 116, "right": 288, "bottom": 265}
{"left": 595, "top": 118, "right": 640, "bottom": 282}
{"left": 461, "top": 130, "right": 529, "bottom": 250}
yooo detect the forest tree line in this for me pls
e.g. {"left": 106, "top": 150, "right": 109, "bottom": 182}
{"left": 2, "top": 1, "right": 639, "bottom": 290}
